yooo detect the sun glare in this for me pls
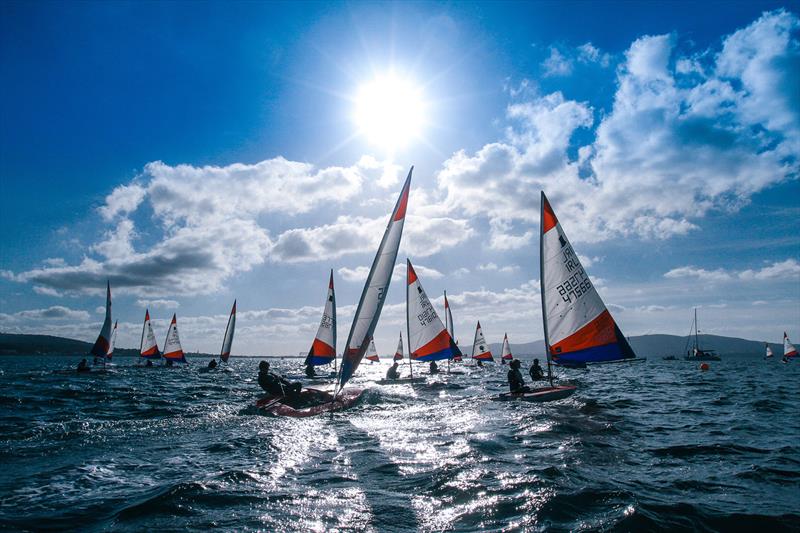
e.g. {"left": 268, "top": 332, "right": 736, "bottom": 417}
{"left": 354, "top": 73, "right": 425, "bottom": 153}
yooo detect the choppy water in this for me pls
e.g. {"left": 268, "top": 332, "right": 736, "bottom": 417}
{"left": 1, "top": 355, "right": 798, "bottom": 532}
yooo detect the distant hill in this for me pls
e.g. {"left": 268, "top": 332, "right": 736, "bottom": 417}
{"left": 488, "top": 334, "right": 779, "bottom": 359}
{"left": 0, "top": 333, "right": 140, "bottom": 357}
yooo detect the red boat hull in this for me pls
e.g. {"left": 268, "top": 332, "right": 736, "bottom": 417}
{"left": 256, "top": 387, "right": 363, "bottom": 417}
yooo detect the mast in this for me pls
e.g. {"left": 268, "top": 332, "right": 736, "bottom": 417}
{"left": 407, "top": 259, "right": 413, "bottom": 380}
{"left": 694, "top": 307, "right": 699, "bottom": 352}
{"left": 540, "top": 192, "right": 553, "bottom": 386}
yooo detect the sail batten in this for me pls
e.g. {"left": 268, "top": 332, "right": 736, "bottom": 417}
{"left": 338, "top": 167, "right": 412, "bottom": 389}
{"left": 407, "top": 260, "right": 461, "bottom": 362}
{"left": 540, "top": 192, "right": 636, "bottom": 365}
{"left": 306, "top": 271, "right": 337, "bottom": 366}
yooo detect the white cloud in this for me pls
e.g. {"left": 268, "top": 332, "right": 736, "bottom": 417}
{"left": 338, "top": 263, "right": 444, "bottom": 283}
{"left": 13, "top": 306, "right": 90, "bottom": 321}
{"left": 136, "top": 299, "right": 180, "bottom": 310}
{"left": 665, "top": 259, "right": 800, "bottom": 283}
{"left": 477, "top": 262, "right": 518, "bottom": 274}
{"left": 541, "top": 47, "right": 573, "bottom": 77}
{"left": 99, "top": 184, "right": 146, "bottom": 221}
{"left": 337, "top": 266, "right": 371, "bottom": 283}
{"left": 577, "top": 42, "right": 611, "bottom": 67}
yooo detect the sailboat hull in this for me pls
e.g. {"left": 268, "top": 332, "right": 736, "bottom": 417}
{"left": 375, "top": 377, "right": 426, "bottom": 385}
{"left": 496, "top": 385, "right": 577, "bottom": 402}
{"left": 256, "top": 387, "right": 363, "bottom": 417}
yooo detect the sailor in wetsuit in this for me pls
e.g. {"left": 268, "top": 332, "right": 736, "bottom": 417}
{"left": 529, "top": 358, "right": 545, "bottom": 380}
{"left": 258, "top": 361, "right": 301, "bottom": 399}
{"left": 77, "top": 358, "right": 90, "bottom": 372}
{"left": 429, "top": 361, "right": 439, "bottom": 374}
{"left": 508, "top": 359, "right": 530, "bottom": 393}
{"left": 386, "top": 361, "right": 400, "bottom": 380}
{"left": 305, "top": 362, "right": 316, "bottom": 378}
{"left": 207, "top": 358, "right": 218, "bottom": 370}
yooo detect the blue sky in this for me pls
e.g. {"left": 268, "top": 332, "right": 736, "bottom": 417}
{"left": 1, "top": 1, "right": 798, "bottom": 355}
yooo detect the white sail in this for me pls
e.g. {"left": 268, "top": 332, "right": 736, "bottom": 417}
{"left": 765, "top": 343, "right": 774, "bottom": 358}
{"left": 444, "top": 290, "right": 454, "bottom": 339}
{"left": 785, "top": 332, "right": 798, "bottom": 358}
{"left": 339, "top": 167, "right": 412, "bottom": 388}
{"left": 407, "top": 260, "right": 460, "bottom": 362}
{"left": 540, "top": 192, "right": 636, "bottom": 365}
{"left": 306, "top": 271, "right": 337, "bottom": 366}
{"left": 472, "top": 321, "right": 493, "bottom": 361}
{"left": 394, "top": 332, "right": 404, "bottom": 361}
{"left": 106, "top": 320, "right": 118, "bottom": 360}
{"left": 366, "top": 337, "right": 380, "bottom": 362}
{"left": 90, "top": 281, "right": 113, "bottom": 358}
{"left": 220, "top": 300, "right": 236, "bottom": 363}
{"left": 163, "top": 314, "right": 186, "bottom": 362}
{"left": 140, "top": 309, "right": 160, "bottom": 358}
{"left": 501, "top": 333, "right": 513, "bottom": 361}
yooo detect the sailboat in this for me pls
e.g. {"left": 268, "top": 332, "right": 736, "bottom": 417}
{"left": 393, "top": 332, "right": 404, "bottom": 361}
{"left": 444, "top": 291, "right": 462, "bottom": 364}
{"left": 304, "top": 271, "right": 337, "bottom": 377}
{"left": 471, "top": 321, "right": 494, "bottom": 364}
{"left": 366, "top": 337, "right": 380, "bottom": 363}
{"left": 162, "top": 314, "right": 187, "bottom": 365}
{"left": 784, "top": 332, "right": 798, "bottom": 362}
{"left": 406, "top": 260, "right": 462, "bottom": 379}
{"left": 683, "top": 309, "right": 720, "bottom": 361}
{"left": 105, "top": 321, "right": 118, "bottom": 364}
{"left": 500, "top": 333, "right": 513, "bottom": 363}
{"left": 139, "top": 309, "right": 161, "bottom": 363}
{"left": 220, "top": 300, "right": 236, "bottom": 364}
{"left": 765, "top": 342, "right": 774, "bottom": 359}
{"left": 258, "top": 166, "right": 413, "bottom": 416}
{"left": 540, "top": 192, "right": 643, "bottom": 370}
{"left": 90, "top": 281, "right": 113, "bottom": 366}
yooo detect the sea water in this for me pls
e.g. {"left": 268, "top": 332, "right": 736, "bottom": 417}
{"left": 1, "top": 355, "right": 798, "bottom": 531}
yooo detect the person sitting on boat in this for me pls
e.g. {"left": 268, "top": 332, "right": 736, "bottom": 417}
{"left": 165, "top": 360, "right": 174, "bottom": 367}
{"left": 529, "top": 359, "right": 544, "bottom": 380}
{"left": 477, "top": 360, "right": 484, "bottom": 367}
{"left": 77, "top": 358, "right": 90, "bottom": 372}
{"left": 258, "top": 361, "right": 301, "bottom": 399}
{"left": 386, "top": 361, "right": 400, "bottom": 380}
{"left": 429, "top": 361, "right": 439, "bottom": 374}
{"left": 207, "top": 358, "right": 218, "bottom": 370}
{"left": 145, "top": 360, "right": 153, "bottom": 367}
{"left": 305, "top": 363, "right": 316, "bottom": 378}
{"left": 508, "top": 359, "right": 530, "bottom": 393}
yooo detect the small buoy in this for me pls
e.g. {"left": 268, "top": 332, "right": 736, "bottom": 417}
{"left": 700, "top": 363, "right": 710, "bottom": 371}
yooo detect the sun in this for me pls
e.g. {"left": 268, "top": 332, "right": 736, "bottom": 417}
{"left": 354, "top": 72, "right": 425, "bottom": 154}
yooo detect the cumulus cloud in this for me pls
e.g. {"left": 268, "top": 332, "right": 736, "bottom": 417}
{"left": 437, "top": 9, "right": 800, "bottom": 244}
{"left": 664, "top": 259, "right": 800, "bottom": 282}
{"left": 11, "top": 306, "right": 90, "bottom": 321}
{"left": 136, "top": 299, "right": 180, "bottom": 310}
{"left": 541, "top": 47, "right": 573, "bottom": 77}
{"left": 577, "top": 42, "right": 611, "bottom": 67}
{"left": 477, "top": 262, "right": 518, "bottom": 274}
{"left": 338, "top": 263, "right": 444, "bottom": 283}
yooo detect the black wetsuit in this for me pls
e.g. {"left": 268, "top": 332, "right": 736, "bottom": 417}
{"left": 529, "top": 364, "right": 544, "bottom": 380}
{"left": 305, "top": 364, "right": 316, "bottom": 378}
{"left": 259, "top": 370, "right": 301, "bottom": 398}
{"left": 508, "top": 368, "right": 530, "bottom": 393}
{"left": 386, "top": 365, "right": 400, "bottom": 380}
{"left": 77, "top": 360, "right": 90, "bottom": 373}
{"left": 207, "top": 360, "right": 217, "bottom": 370}
{"left": 429, "top": 362, "right": 439, "bottom": 374}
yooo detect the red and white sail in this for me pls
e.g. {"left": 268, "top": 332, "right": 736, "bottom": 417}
{"left": 394, "top": 332, "right": 404, "bottom": 361}
{"left": 220, "top": 300, "right": 236, "bottom": 363}
{"left": 785, "top": 332, "right": 798, "bottom": 358}
{"left": 366, "top": 337, "right": 380, "bottom": 362}
{"left": 444, "top": 290, "right": 461, "bottom": 362}
{"left": 501, "top": 333, "right": 513, "bottom": 361}
{"left": 472, "top": 321, "right": 494, "bottom": 361}
{"left": 540, "top": 192, "right": 637, "bottom": 366}
{"left": 90, "top": 281, "right": 113, "bottom": 358}
{"left": 306, "top": 271, "right": 337, "bottom": 367}
{"left": 140, "top": 309, "right": 161, "bottom": 359}
{"left": 339, "top": 167, "right": 412, "bottom": 388}
{"left": 163, "top": 314, "right": 186, "bottom": 363}
{"left": 407, "top": 260, "right": 461, "bottom": 362}
{"left": 765, "top": 343, "right": 774, "bottom": 358}
{"left": 106, "top": 320, "right": 118, "bottom": 360}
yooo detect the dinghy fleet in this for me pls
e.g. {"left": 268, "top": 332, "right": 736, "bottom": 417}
{"left": 83, "top": 167, "right": 797, "bottom": 415}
